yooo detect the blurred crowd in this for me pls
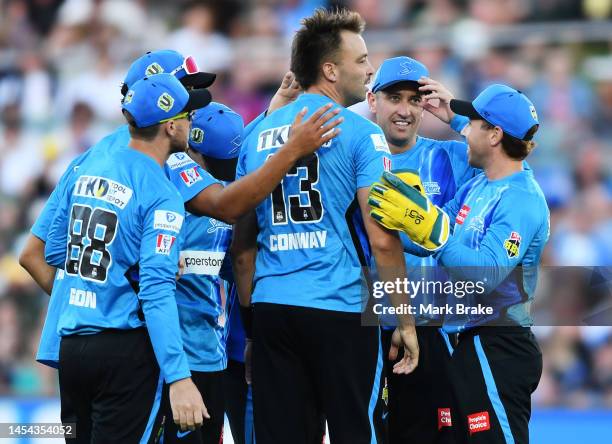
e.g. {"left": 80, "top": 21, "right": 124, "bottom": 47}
{"left": 0, "top": 0, "right": 611, "bottom": 407}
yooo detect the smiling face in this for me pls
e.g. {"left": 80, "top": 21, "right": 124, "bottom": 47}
{"left": 368, "top": 82, "right": 424, "bottom": 153}
{"left": 335, "top": 30, "right": 374, "bottom": 106}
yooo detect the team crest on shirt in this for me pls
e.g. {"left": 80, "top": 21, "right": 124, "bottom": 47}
{"left": 155, "top": 234, "right": 176, "bottom": 255}
{"left": 503, "top": 231, "right": 521, "bottom": 258}
{"left": 180, "top": 167, "right": 202, "bottom": 187}
{"left": 423, "top": 181, "right": 441, "bottom": 195}
{"left": 207, "top": 219, "right": 231, "bottom": 234}
{"left": 466, "top": 216, "right": 484, "bottom": 233}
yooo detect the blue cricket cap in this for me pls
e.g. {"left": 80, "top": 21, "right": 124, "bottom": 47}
{"left": 450, "top": 84, "right": 539, "bottom": 140}
{"left": 371, "top": 56, "right": 429, "bottom": 93}
{"left": 122, "top": 73, "right": 211, "bottom": 128}
{"left": 121, "top": 50, "right": 216, "bottom": 96}
{"left": 189, "top": 102, "right": 244, "bottom": 159}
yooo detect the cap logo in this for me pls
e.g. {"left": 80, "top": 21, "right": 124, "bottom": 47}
{"left": 124, "top": 90, "right": 134, "bottom": 104}
{"left": 145, "top": 62, "right": 164, "bottom": 76}
{"left": 190, "top": 127, "right": 204, "bottom": 143}
{"left": 399, "top": 61, "right": 416, "bottom": 76}
{"left": 157, "top": 93, "right": 174, "bottom": 112}
{"left": 529, "top": 105, "right": 538, "bottom": 121}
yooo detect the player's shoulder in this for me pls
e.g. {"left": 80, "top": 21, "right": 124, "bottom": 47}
{"left": 504, "top": 171, "right": 549, "bottom": 213}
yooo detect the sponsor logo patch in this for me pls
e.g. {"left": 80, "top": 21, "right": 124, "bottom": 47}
{"left": 155, "top": 234, "right": 176, "bottom": 255}
{"left": 180, "top": 167, "right": 203, "bottom": 187}
{"left": 468, "top": 411, "right": 490, "bottom": 435}
{"left": 153, "top": 210, "right": 183, "bottom": 233}
{"left": 503, "top": 231, "right": 521, "bottom": 258}
{"left": 423, "top": 181, "right": 441, "bottom": 195}
{"left": 438, "top": 408, "right": 452, "bottom": 430}
{"left": 69, "top": 288, "right": 97, "bottom": 309}
{"left": 166, "top": 152, "right": 194, "bottom": 170}
{"left": 180, "top": 250, "right": 226, "bottom": 276}
{"left": 383, "top": 156, "right": 392, "bottom": 172}
{"left": 455, "top": 204, "right": 470, "bottom": 225}
{"left": 370, "top": 133, "right": 391, "bottom": 153}
{"left": 74, "top": 176, "right": 133, "bottom": 209}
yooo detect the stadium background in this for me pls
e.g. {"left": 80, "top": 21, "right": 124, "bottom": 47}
{"left": 0, "top": 0, "right": 610, "bottom": 442}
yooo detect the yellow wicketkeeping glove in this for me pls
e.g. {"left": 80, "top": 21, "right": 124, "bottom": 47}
{"left": 368, "top": 170, "right": 450, "bottom": 251}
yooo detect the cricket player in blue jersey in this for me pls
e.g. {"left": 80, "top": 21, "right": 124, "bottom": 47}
{"left": 50, "top": 73, "right": 212, "bottom": 442}
{"left": 369, "top": 84, "right": 549, "bottom": 443}
{"left": 20, "top": 50, "right": 338, "bottom": 371}
{"left": 231, "top": 9, "right": 418, "bottom": 444}
{"left": 157, "top": 102, "right": 242, "bottom": 444}
{"left": 366, "top": 56, "right": 477, "bottom": 444}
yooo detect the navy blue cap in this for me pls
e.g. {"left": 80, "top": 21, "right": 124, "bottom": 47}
{"left": 189, "top": 102, "right": 244, "bottom": 159}
{"left": 371, "top": 56, "right": 429, "bottom": 93}
{"left": 122, "top": 50, "right": 215, "bottom": 96}
{"left": 450, "top": 84, "right": 539, "bottom": 140}
{"left": 122, "top": 73, "right": 211, "bottom": 128}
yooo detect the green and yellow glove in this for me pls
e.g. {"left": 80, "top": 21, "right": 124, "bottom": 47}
{"left": 368, "top": 170, "right": 450, "bottom": 251}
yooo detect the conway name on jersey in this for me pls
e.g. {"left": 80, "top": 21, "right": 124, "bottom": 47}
{"left": 237, "top": 93, "right": 392, "bottom": 313}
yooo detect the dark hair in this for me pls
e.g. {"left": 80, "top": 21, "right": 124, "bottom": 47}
{"left": 481, "top": 121, "right": 538, "bottom": 160}
{"left": 290, "top": 8, "right": 365, "bottom": 90}
{"left": 123, "top": 110, "right": 161, "bottom": 141}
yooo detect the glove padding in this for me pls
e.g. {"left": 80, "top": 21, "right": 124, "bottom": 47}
{"left": 369, "top": 170, "right": 450, "bottom": 251}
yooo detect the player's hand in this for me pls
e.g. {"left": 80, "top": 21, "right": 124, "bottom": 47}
{"left": 369, "top": 171, "right": 450, "bottom": 251}
{"left": 169, "top": 377, "right": 210, "bottom": 432}
{"left": 268, "top": 71, "right": 302, "bottom": 114}
{"left": 389, "top": 326, "right": 419, "bottom": 374}
{"left": 244, "top": 338, "right": 253, "bottom": 385}
{"left": 176, "top": 257, "right": 185, "bottom": 281}
{"left": 284, "top": 104, "right": 343, "bottom": 158}
{"left": 417, "top": 77, "right": 456, "bottom": 124}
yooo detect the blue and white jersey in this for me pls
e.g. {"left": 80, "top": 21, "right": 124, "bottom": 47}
{"left": 391, "top": 136, "right": 477, "bottom": 325}
{"left": 46, "top": 143, "right": 191, "bottom": 383}
{"left": 237, "top": 93, "right": 392, "bottom": 313}
{"left": 433, "top": 169, "right": 550, "bottom": 332}
{"left": 35, "top": 125, "right": 217, "bottom": 368}
{"left": 176, "top": 208, "right": 232, "bottom": 372}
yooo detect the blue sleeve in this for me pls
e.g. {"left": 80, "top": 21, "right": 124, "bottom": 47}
{"left": 434, "top": 193, "right": 546, "bottom": 291}
{"left": 139, "top": 196, "right": 191, "bottom": 384}
{"left": 446, "top": 141, "right": 479, "bottom": 189}
{"left": 450, "top": 114, "right": 469, "bottom": 134}
{"left": 243, "top": 111, "right": 266, "bottom": 140}
{"left": 354, "top": 126, "right": 391, "bottom": 189}
{"left": 165, "top": 154, "right": 219, "bottom": 203}
{"left": 235, "top": 136, "right": 251, "bottom": 180}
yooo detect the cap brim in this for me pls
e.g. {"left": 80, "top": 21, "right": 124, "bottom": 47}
{"left": 180, "top": 72, "right": 216, "bottom": 89}
{"left": 183, "top": 89, "right": 212, "bottom": 113}
{"left": 372, "top": 79, "right": 421, "bottom": 93}
{"left": 450, "top": 99, "right": 482, "bottom": 119}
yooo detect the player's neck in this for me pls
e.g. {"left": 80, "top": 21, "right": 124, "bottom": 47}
{"left": 388, "top": 135, "right": 418, "bottom": 155}
{"left": 484, "top": 156, "right": 523, "bottom": 181}
{"left": 128, "top": 138, "right": 170, "bottom": 168}
{"left": 306, "top": 84, "right": 344, "bottom": 107}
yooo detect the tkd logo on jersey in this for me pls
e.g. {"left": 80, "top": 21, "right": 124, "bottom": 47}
{"left": 155, "top": 234, "right": 176, "bottom": 255}
{"left": 74, "top": 175, "right": 133, "bottom": 209}
{"left": 180, "top": 167, "right": 203, "bottom": 187}
{"left": 257, "top": 125, "right": 290, "bottom": 151}
{"left": 503, "top": 231, "right": 521, "bottom": 258}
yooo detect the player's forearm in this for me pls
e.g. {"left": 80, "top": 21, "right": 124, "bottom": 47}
{"left": 231, "top": 247, "right": 257, "bottom": 307}
{"left": 19, "top": 235, "right": 55, "bottom": 295}
{"left": 214, "top": 147, "right": 301, "bottom": 223}
{"left": 140, "top": 284, "right": 191, "bottom": 383}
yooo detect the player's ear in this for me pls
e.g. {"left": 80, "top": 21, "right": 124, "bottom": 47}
{"left": 163, "top": 120, "right": 176, "bottom": 137}
{"left": 366, "top": 91, "right": 376, "bottom": 114}
{"left": 321, "top": 61, "right": 337, "bottom": 83}
{"left": 490, "top": 126, "right": 503, "bottom": 146}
